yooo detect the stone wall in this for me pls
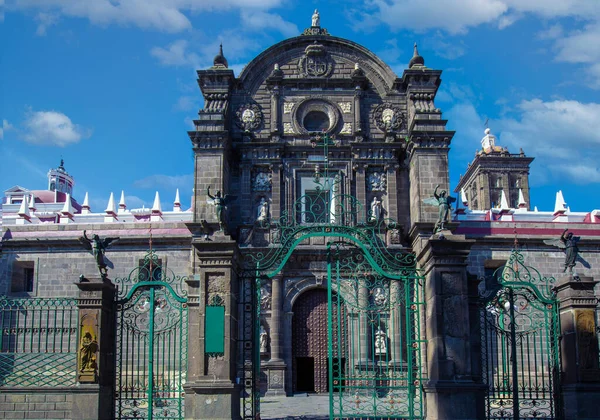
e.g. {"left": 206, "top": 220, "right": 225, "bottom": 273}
{"left": 0, "top": 391, "right": 73, "bottom": 420}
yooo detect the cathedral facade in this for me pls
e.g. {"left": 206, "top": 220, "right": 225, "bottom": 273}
{"left": 1, "top": 13, "right": 599, "bottom": 420}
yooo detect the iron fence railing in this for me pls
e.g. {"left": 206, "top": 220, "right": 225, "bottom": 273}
{"left": 0, "top": 296, "right": 78, "bottom": 387}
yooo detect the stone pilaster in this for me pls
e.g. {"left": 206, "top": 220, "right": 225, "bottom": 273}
{"left": 413, "top": 230, "right": 485, "bottom": 420}
{"left": 385, "top": 164, "right": 398, "bottom": 221}
{"left": 553, "top": 275, "right": 600, "bottom": 420}
{"left": 354, "top": 164, "right": 366, "bottom": 221}
{"left": 184, "top": 239, "right": 241, "bottom": 420}
{"left": 283, "top": 311, "right": 294, "bottom": 396}
{"left": 271, "top": 164, "right": 282, "bottom": 220}
{"left": 73, "top": 277, "right": 116, "bottom": 420}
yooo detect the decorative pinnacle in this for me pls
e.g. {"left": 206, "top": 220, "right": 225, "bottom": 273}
{"left": 409, "top": 42, "right": 425, "bottom": 68}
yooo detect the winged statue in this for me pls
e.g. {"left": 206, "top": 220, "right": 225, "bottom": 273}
{"left": 79, "top": 230, "right": 120, "bottom": 276}
{"left": 543, "top": 228, "right": 581, "bottom": 273}
{"left": 207, "top": 186, "right": 237, "bottom": 232}
{"left": 423, "top": 184, "right": 457, "bottom": 233}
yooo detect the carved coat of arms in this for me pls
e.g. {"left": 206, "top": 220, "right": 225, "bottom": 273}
{"left": 298, "top": 42, "right": 333, "bottom": 78}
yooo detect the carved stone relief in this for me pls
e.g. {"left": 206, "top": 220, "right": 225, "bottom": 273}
{"left": 340, "top": 123, "right": 352, "bottom": 135}
{"left": 373, "top": 103, "right": 404, "bottom": 132}
{"left": 338, "top": 102, "right": 351, "bottom": 113}
{"left": 261, "top": 284, "right": 272, "bottom": 310}
{"left": 576, "top": 310, "right": 599, "bottom": 370}
{"left": 283, "top": 123, "right": 295, "bottom": 134}
{"left": 235, "top": 103, "right": 263, "bottom": 132}
{"left": 252, "top": 169, "right": 272, "bottom": 192}
{"left": 298, "top": 42, "right": 333, "bottom": 78}
{"left": 283, "top": 102, "right": 295, "bottom": 114}
{"left": 367, "top": 171, "right": 387, "bottom": 192}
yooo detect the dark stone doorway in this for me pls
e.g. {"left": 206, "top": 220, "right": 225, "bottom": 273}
{"left": 292, "top": 288, "right": 346, "bottom": 394}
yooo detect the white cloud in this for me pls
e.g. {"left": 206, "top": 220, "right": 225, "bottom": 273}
{"left": 34, "top": 11, "right": 59, "bottom": 35}
{"left": 20, "top": 109, "right": 92, "bottom": 147}
{"left": 537, "top": 23, "right": 563, "bottom": 40}
{"left": 1, "top": 119, "right": 14, "bottom": 139}
{"left": 11, "top": 0, "right": 283, "bottom": 33}
{"left": 133, "top": 174, "right": 193, "bottom": 189}
{"left": 151, "top": 39, "right": 201, "bottom": 67}
{"left": 240, "top": 10, "right": 298, "bottom": 37}
{"left": 173, "top": 95, "right": 197, "bottom": 112}
{"left": 498, "top": 99, "right": 600, "bottom": 184}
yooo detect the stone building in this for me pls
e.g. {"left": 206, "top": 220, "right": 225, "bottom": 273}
{"left": 1, "top": 12, "right": 599, "bottom": 420}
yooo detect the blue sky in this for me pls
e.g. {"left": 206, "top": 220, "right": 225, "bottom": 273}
{"left": 2, "top": 0, "right": 599, "bottom": 212}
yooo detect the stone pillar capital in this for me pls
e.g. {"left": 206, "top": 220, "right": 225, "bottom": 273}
{"left": 553, "top": 275, "right": 599, "bottom": 309}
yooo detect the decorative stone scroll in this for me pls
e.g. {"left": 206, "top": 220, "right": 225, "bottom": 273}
{"left": 283, "top": 102, "right": 295, "bottom": 114}
{"left": 235, "top": 103, "right": 263, "bottom": 132}
{"left": 373, "top": 103, "right": 404, "bottom": 132}
{"left": 340, "top": 123, "right": 352, "bottom": 135}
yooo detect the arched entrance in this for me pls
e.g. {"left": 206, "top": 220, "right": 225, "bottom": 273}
{"left": 292, "top": 288, "right": 347, "bottom": 394}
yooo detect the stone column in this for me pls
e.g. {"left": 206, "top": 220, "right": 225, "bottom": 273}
{"left": 72, "top": 276, "right": 116, "bottom": 420}
{"left": 553, "top": 275, "right": 600, "bottom": 419}
{"left": 265, "top": 275, "right": 286, "bottom": 395}
{"left": 270, "top": 85, "right": 281, "bottom": 135}
{"left": 184, "top": 240, "right": 241, "bottom": 420}
{"left": 413, "top": 231, "right": 485, "bottom": 420}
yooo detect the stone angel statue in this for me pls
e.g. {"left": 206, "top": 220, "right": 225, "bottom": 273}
{"left": 423, "top": 184, "right": 456, "bottom": 233}
{"left": 79, "top": 230, "right": 119, "bottom": 276}
{"left": 206, "top": 186, "right": 237, "bottom": 232}
{"left": 544, "top": 228, "right": 581, "bottom": 273}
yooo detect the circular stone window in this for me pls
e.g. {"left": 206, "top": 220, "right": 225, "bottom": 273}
{"left": 292, "top": 99, "right": 340, "bottom": 134}
{"left": 303, "top": 111, "right": 330, "bottom": 132}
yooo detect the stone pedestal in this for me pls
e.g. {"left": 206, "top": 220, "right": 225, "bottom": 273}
{"left": 413, "top": 228, "right": 485, "bottom": 420}
{"left": 264, "top": 361, "right": 286, "bottom": 396}
{"left": 185, "top": 237, "right": 241, "bottom": 420}
{"left": 553, "top": 275, "right": 600, "bottom": 420}
{"left": 74, "top": 276, "right": 116, "bottom": 420}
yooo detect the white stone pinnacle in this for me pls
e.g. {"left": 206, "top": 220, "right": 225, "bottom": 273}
{"left": 28, "top": 194, "right": 36, "bottom": 211}
{"left": 119, "top": 190, "right": 126, "bottom": 210}
{"left": 61, "top": 193, "right": 74, "bottom": 215}
{"left": 105, "top": 192, "right": 116, "bottom": 214}
{"left": 554, "top": 190, "right": 567, "bottom": 213}
{"left": 518, "top": 189, "right": 526, "bottom": 208}
{"left": 152, "top": 191, "right": 162, "bottom": 213}
{"left": 173, "top": 189, "right": 181, "bottom": 212}
{"left": 18, "top": 197, "right": 31, "bottom": 218}
{"left": 500, "top": 190, "right": 510, "bottom": 209}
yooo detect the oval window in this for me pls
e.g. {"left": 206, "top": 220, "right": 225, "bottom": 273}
{"left": 303, "top": 111, "right": 330, "bottom": 132}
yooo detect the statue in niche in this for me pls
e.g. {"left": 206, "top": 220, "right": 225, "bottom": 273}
{"left": 369, "top": 196, "right": 383, "bottom": 222}
{"left": 260, "top": 326, "right": 269, "bottom": 354}
{"left": 260, "top": 285, "right": 271, "bottom": 310}
{"left": 373, "top": 287, "right": 387, "bottom": 306}
{"left": 374, "top": 326, "right": 387, "bottom": 355}
{"left": 312, "top": 9, "right": 320, "bottom": 27}
{"left": 256, "top": 197, "right": 269, "bottom": 223}
{"left": 423, "top": 185, "right": 456, "bottom": 233}
{"left": 79, "top": 230, "right": 119, "bottom": 277}
{"left": 80, "top": 332, "right": 99, "bottom": 372}
{"left": 544, "top": 228, "right": 581, "bottom": 273}
{"left": 206, "top": 186, "right": 236, "bottom": 232}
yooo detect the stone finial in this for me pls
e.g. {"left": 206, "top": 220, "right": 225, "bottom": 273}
{"left": 408, "top": 42, "right": 425, "bottom": 68}
{"left": 28, "top": 193, "right": 37, "bottom": 212}
{"left": 152, "top": 191, "right": 162, "bottom": 214}
{"left": 518, "top": 189, "right": 527, "bottom": 208}
{"left": 18, "top": 197, "right": 31, "bottom": 222}
{"left": 118, "top": 190, "right": 127, "bottom": 212}
{"left": 60, "top": 193, "right": 75, "bottom": 223}
{"left": 213, "top": 43, "right": 228, "bottom": 69}
{"left": 500, "top": 190, "right": 510, "bottom": 209}
{"left": 82, "top": 192, "right": 91, "bottom": 214}
{"left": 105, "top": 192, "right": 116, "bottom": 215}
{"left": 460, "top": 188, "right": 468, "bottom": 206}
{"left": 554, "top": 190, "right": 567, "bottom": 214}
{"left": 173, "top": 188, "right": 182, "bottom": 212}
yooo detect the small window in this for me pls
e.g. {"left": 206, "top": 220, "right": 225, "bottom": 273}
{"left": 11, "top": 261, "right": 35, "bottom": 293}
{"left": 303, "top": 111, "right": 330, "bottom": 132}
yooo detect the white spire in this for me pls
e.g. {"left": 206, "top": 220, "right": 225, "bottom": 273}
{"left": 105, "top": 192, "right": 116, "bottom": 214}
{"left": 61, "top": 193, "right": 74, "bottom": 216}
{"left": 554, "top": 190, "right": 567, "bottom": 214}
{"left": 28, "top": 193, "right": 36, "bottom": 212}
{"left": 173, "top": 188, "right": 181, "bottom": 212}
{"left": 460, "top": 188, "right": 468, "bottom": 206}
{"left": 118, "top": 190, "right": 127, "bottom": 213}
{"left": 152, "top": 191, "right": 162, "bottom": 213}
{"left": 18, "top": 197, "right": 31, "bottom": 220}
{"left": 500, "top": 190, "right": 509, "bottom": 209}
{"left": 518, "top": 188, "right": 527, "bottom": 208}
{"left": 81, "top": 192, "right": 91, "bottom": 214}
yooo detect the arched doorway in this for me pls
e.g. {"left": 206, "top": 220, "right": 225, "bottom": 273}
{"left": 292, "top": 288, "right": 347, "bottom": 394}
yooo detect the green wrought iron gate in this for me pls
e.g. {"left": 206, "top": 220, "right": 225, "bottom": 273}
{"left": 114, "top": 251, "right": 188, "bottom": 420}
{"left": 480, "top": 250, "right": 561, "bottom": 419}
{"left": 327, "top": 244, "right": 424, "bottom": 419}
